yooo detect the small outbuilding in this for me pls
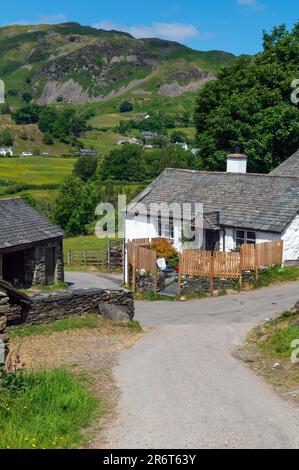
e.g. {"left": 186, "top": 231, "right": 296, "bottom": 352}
{"left": 0, "top": 199, "right": 64, "bottom": 288}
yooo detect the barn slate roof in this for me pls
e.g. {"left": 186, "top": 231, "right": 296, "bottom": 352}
{"left": 130, "top": 168, "right": 299, "bottom": 233}
{"left": 0, "top": 198, "right": 64, "bottom": 251}
{"left": 270, "top": 150, "right": 299, "bottom": 177}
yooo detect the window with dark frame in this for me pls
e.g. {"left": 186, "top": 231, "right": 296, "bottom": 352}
{"left": 236, "top": 229, "right": 256, "bottom": 247}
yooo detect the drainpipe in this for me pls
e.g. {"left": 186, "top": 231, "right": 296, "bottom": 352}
{"left": 222, "top": 228, "right": 226, "bottom": 252}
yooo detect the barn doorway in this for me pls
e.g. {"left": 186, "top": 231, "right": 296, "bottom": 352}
{"left": 3, "top": 251, "right": 25, "bottom": 287}
{"left": 45, "top": 247, "right": 56, "bottom": 285}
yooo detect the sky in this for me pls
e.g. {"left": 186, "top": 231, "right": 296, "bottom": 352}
{"left": 1, "top": 0, "right": 298, "bottom": 55}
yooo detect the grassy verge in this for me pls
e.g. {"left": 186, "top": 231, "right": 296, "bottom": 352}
{"left": 134, "top": 291, "right": 176, "bottom": 301}
{"left": 236, "top": 309, "right": 299, "bottom": 404}
{"left": 9, "top": 314, "right": 142, "bottom": 339}
{"left": 252, "top": 265, "right": 299, "bottom": 289}
{"left": 0, "top": 368, "right": 101, "bottom": 449}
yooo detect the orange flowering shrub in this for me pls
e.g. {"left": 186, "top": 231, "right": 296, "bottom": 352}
{"left": 150, "top": 238, "right": 177, "bottom": 259}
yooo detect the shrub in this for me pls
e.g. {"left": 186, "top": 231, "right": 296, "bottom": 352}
{"left": 119, "top": 101, "right": 133, "bottom": 113}
{"left": 20, "top": 131, "right": 28, "bottom": 140}
{"left": 0, "top": 130, "right": 13, "bottom": 146}
{"left": 150, "top": 238, "right": 178, "bottom": 260}
{"left": 43, "top": 132, "right": 54, "bottom": 145}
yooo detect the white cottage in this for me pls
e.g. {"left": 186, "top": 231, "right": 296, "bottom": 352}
{"left": 125, "top": 150, "right": 299, "bottom": 267}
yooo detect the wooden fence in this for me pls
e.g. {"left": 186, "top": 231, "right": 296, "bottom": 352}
{"left": 127, "top": 240, "right": 157, "bottom": 293}
{"left": 178, "top": 240, "right": 284, "bottom": 294}
{"left": 65, "top": 239, "right": 123, "bottom": 270}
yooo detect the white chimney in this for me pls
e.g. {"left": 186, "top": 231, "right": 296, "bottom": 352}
{"left": 226, "top": 153, "right": 248, "bottom": 173}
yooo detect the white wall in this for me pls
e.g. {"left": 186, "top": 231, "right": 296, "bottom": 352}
{"left": 281, "top": 214, "right": 299, "bottom": 262}
{"left": 219, "top": 217, "right": 299, "bottom": 262}
{"left": 125, "top": 214, "right": 157, "bottom": 242}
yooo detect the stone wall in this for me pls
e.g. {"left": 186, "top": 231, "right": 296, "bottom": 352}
{"left": 129, "top": 268, "right": 166, "bottom": 293}
{"left": 0, "top": 290, "right": 10, "bottom": 365}
{"left": 23, "top": 238, "right": 64, "bottom": 287}
{"left": 109, "top": 245, "right": 123, "bottom": 270}
{"left": 10, "top": 288, "right": 135, "bottom": 325}
{"left": 180, "top": 272, "right": 254, "bottom": 294}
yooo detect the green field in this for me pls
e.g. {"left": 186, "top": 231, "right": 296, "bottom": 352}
{"left": 63, "top": 235, "right": 110, "bottom": 252}
{"left": 0, "top": 157, "right": 75, "bottom": 185}
{"left": 0, "top": 157, "right": 75, "bottom": 201}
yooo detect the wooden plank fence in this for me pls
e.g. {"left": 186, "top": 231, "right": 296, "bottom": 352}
{"left": 127, "top": 240, "right": 157, "bottom": 293}
{"left": 178, "top": 240, "right": 284, "bottom": 295}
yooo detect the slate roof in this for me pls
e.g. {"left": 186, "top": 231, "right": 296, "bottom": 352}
{"left": 271, "top": 150, "right": 299, "bottom": 177}
{"left": 0, "top": 198, "right": 64, "bottom": 251}
{"left": 130, "top": 169, "right": 299, "bottom": 233}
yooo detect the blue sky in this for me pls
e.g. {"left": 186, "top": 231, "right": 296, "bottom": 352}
{"left": 1, "top": 0, "right": 298, "bottom": 55}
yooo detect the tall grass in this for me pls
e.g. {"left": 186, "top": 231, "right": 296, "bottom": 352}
{"left": 0, "top": 368, "right": 101, "bottom": 449}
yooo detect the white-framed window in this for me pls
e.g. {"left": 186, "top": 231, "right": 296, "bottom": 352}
{"left": 158, "top": 214, "right": 174, "bottom": 239}
{"left": 235, "top": 229, "right": 256, "bottom": 247}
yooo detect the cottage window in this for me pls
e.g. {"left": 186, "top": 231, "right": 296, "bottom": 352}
{"left": 236, "top": 229, "right": 256, "bottom": 247}
{"left": 157, "top": 214, "right": 174, "bottom": 239}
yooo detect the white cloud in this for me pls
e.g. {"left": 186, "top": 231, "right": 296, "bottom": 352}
{"left": 38, "top": 13, "right": 67, "bottom": 24}
{"left": 93, "top": 20, "right": 214, "bottom": 42}
{"left": 237, "top": 0, "right": 264, "bottom": 10}
{"left": 7, "top": 13, "right": 67, "bottom": 26}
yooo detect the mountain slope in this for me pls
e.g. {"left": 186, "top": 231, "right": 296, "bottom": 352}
{"left": 0, "top": 22, "right": 236, "bottom": 106}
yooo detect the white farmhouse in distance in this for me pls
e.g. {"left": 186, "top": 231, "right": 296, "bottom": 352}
{"left": 0, "top": 148, "right": 13, "bottom": 157}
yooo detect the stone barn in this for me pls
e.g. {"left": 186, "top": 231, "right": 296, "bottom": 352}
{"left": 0, "top": 198, "right": 64, "bottom": 288}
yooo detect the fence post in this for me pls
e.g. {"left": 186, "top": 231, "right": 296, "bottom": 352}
{"left": 210, "top": 253, "right": 214, "bottom": 292}
{"left": 255, "top": 247, "right": 259, "bottom": 281}
{"left": 132, "top": 246, "right": 136, "bottom": 293}
{"left": 177, "top": 254, "right": 182, "bottom": 297}
{"left": 84, "top": 251, "right": 87, "bottom": 267}
{"left": 67, "top": 250, "right": 72, "bottom": 267}
{"left": 239, "top": 248, "right": 243, "bottom": 289}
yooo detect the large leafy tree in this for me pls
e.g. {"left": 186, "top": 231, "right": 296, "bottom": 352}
{"left": 194, "top": 22, "right": 299, "bottom": 173}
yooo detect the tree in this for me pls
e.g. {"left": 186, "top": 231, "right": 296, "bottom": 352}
{"left": 52, "top": 177, "right": 97, "bottom": 236}
{"left": 170, "top": 130, "right": 188, "bottom": 144}
{"left": 73, "top": 156, "right": 98, "bottom": 182}
{"left": 38, "top": 108, "right": 58, "bottom": 133}
{"left": 194, "top": 22, "right": 299, "bottom": 173}
{"left": 0, "top": 130, "right": 14, "bottom": 146}
{"left": 52, "top": 176, "right": 84, "bottom": 232}
{"left": 99, "top": 145, "right": 146, "bottom": 182}
{"left": 12, "top": 104, "right": 40, "bottom": 125}
{"left": 43, "top": 132, "right": 54, "bottom": 145}
{"left": 0, "top": 103, "right": 11, "bottom": 115}
{"left": 22, "top": 92, "right": 32, "bottom": 103}
{"left": 119, "top": 101, "right": 133, "bottom": 113}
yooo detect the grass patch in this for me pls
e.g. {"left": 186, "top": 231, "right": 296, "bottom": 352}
{"left": 63, "top": 235, "right": 110, "bottom": 252}
{"left": 9, "top": 314, "right": 101, "bottom": 339}
{"left": 9, "top": 314, "right": 142, "bottom": 339}
{"left": 252, "top": 265, "right": 299, "bottom": 289}
{"left": 237, "top": 309, "right": 299, "bottom": 403}
{"left": 23, "top": 282, "right": 68, "bottom": 293}
{"left": 134, "top": 291, "right": 176, "bottom": 301}
{"left": 125, "top": 320, "right": 142, "bottom": 332}
{"left": 0, "top": 368, "right": 101, "bottom": 449}
{"left": 257, "top": 311, "right": 299, "bottom": 360}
